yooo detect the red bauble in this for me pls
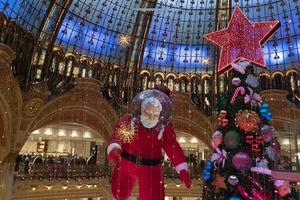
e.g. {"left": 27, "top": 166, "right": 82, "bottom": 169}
{"left": 217, "top": 110, "right": 229, "bottom": 127}
{"left": 232, "top": 152, "right": 252, "bottom": 171}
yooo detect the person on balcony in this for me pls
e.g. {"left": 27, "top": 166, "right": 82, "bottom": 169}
{"left": 107, "top": 89, "right": 191, "bottom": 200}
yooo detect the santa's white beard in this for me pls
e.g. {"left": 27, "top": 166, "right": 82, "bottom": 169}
{"left": 140, "top": 115, "right": 159, "bottom": 129}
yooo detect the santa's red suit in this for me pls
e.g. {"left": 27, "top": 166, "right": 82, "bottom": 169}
{"left": 107, "top": 115, "right": 191, "bottom": 200}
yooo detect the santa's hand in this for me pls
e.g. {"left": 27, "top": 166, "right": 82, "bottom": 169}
{"left": 179, "top": 170, "right": 192, "bottom": 189}
{"left": 108, "top": 148, "right": 121, "bottom": 162}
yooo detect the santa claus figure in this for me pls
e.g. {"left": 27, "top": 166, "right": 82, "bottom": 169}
{"left": 107, "top": 89, "right": 191, "bottom": 200}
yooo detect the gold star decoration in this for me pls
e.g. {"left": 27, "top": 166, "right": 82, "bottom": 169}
{"left": 116, "top": 121, "right": 136, "bottom": 143}
{"left": 212, "top": 174, "right": 227, "bottom": 192}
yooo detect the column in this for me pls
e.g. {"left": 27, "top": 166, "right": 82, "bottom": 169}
{"left": 212, "top": 0, "right": 232, "bottom": 107}
{"left": 123, "top": 0, "right": 158, "bottom": 99}
{"left": 0, "top": 43, "right": 16, "bottom": 200}
{"left": 0, "top": 162, "right": 14, "bottom": 200}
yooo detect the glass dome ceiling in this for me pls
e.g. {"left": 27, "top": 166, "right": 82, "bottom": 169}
{"left": 1, "top": 0, "right": 300, "bottom": 73}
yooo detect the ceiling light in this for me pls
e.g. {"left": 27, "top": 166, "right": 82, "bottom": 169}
{"left": 46, "top": 185, "right": 53, "bottom": 190}
{"left": 44, "top": 128, "right": 52, "bottom": 136}
{"left": 178, "top": 137, "right": 186, "bottom": 143}
{"left": 62, "top": 185, "right": 68, "bottom": 190}
{"left": 86, "top": 184, "right": 92, "bottom": 188}
{"left": 71, "top": 130, "right": 78, "bottom": 137}
{"left": 203, "top": 58, "right": 209, "bottom": 65}
{"left": 190, "top": 137, "right": 198, "bottom": 144}
{"left": 76, "top": 185, "right": 82, "bottom": 189}
{"left": 32, "top": 130, "right": 40, "bottom": 134}
{"left": 58, "top": 129, "right": 66, "bottom": 137}
{"left": 83, "top": 131, "right": 91, "bottom": 138}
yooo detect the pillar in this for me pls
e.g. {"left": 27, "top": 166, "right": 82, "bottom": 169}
{"left": 123, "top": 0, "right": 157, "bottom": 99}
{"left": 0, "top": 43, "right": 16, "bottom": 200}
{"left": 0, "top": 162, "right": 14, "bottom": 200}
{"left": 212, "top": 0, "right": 232, "bottom": 107}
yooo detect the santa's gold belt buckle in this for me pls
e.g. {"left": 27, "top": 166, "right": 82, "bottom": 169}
{"left": 136, "top": 156, "right": 142, "bottom": 166}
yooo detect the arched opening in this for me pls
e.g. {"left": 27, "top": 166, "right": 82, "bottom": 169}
{"left": 16, "top": 123, "right": 108, "bottom": 181}
{"left": 272, "top": 73, "right": 284, "bottom": 90}
{"left": 259, "top": 74, "right": 270, "bottom": 91}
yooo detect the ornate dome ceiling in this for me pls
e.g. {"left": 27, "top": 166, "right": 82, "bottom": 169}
{"left": 1, "top": 0, "right": 300, "bottom": 73}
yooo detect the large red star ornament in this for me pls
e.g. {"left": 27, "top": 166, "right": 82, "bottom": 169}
{"left": 203, "top": 6, "right": 280, "bottom": 74}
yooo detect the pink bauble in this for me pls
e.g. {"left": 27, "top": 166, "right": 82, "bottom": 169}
{"left": 232, "top": 152, "right": 252, "bottom": 171}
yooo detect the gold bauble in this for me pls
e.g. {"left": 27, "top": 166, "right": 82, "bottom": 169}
{"left": 116, "top": 121, "right": 136, "bottom": 143}
{"left": 235, "top": 110, "right": 261, "bottom": 133}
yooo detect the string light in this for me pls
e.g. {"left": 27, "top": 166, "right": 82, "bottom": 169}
{"left": 203, "top": 6, "right": 280, "bottom": 74}
{"left": 46, "top": 185, "right": 53, "bottom": 190}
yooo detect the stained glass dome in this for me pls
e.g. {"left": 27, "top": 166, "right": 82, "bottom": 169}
{"left": 1, "top": 0, "right": 300, "bottom": 73}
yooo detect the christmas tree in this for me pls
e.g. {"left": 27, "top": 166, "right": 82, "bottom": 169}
{"left": 201, "top": 6, "right": 296, "bottom": 200}
{"left": 201, "top": 61, "right": 294, "bottom": 200}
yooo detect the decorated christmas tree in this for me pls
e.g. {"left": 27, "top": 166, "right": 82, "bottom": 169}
{"left": 200, "top": 6, "right": 297, "bottom": 200}
{"left": 201, "top": 61, "right": 294, "bottom": 199}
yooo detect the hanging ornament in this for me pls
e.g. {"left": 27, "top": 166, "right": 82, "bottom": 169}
{"left": 212, "top": 174, "right": 227, "bottom": 192}
{"left": 260, "top": 125, "right": 274, "bottom": 143}
{"left": 259, "top": 103, "right": 272, "bottom": 121}
{"left": 202, "top": 160, "right": 214, "bottom": 181}
{"left": 228, "top": 175, "right": 239, "bottom": 186}
{"left": 217, "top": 110, "right": 229, "bottom": 127}
{"left": 235, "top": 110, "right": 261, "bottom": 133}
{"left": 211, "top": 130, "right": 223, "bottom": 149}
{"left": 228, "top": 196, "right": 242, "bottom": 200}
{"left": 232, "top": 152, "right": 252, "bottom": 171}
{"left": 230, "top": 86, "right": 246, "bottom": 105}
{"left": 224, "top": 130, "right": 240, "bottom": 149}
{"left": 232, "top": 77, "right": 242, "bottom": 86}
{"left": 275, "top": 180, "right": 291, "bottom": 198}
{"left": 245, "top": 135, "right": 264, "bottom": 153}
{"left": 203, "top": 6, "right": 279, "bottom": 74}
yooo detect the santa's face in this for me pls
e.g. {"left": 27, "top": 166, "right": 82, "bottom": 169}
{"left": 140, "top": 97, "right": 162, "bottom": 129}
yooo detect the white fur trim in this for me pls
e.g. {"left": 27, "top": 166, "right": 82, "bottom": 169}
{"left": 107, "top": 143, "right": 122, "bottom": 155}
{"left": 175, "top": 162, "right": 188, "bottom": 174}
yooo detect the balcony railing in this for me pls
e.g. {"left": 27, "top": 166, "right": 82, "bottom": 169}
{"left": 15, "top": 162, "right": 202, "bottom": 181}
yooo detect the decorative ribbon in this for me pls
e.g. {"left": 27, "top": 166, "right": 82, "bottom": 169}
{"left": 244, "top": 87, "right": 262, "bottom": 107}
{"left": 211, "top": 148, "right": 227, "bottom": 168}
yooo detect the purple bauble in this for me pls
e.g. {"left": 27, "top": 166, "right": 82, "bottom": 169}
{"left": 232, "top": 152, "right": 252, "bottom": 171}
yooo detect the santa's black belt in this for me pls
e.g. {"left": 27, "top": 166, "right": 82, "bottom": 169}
{"left": 121, "top": 151, "right": 162, "bottom": 166}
